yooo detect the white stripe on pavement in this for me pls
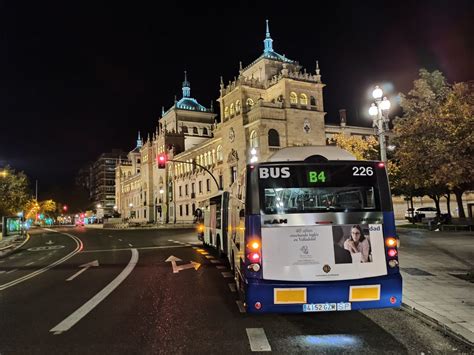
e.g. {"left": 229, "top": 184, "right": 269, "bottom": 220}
{"left": 246, "top": 328, "right": 271, "bottom": 352}
{"left": 221, "top": 271, "right": 233, "bottom": 278}
{"left": 216, "top": 265, "right": 227, "bottom": 269}
{"left": 50, "top": 249, "right": 139, "bottom": 334}
{"left": 6, "top": 269, "right": 18, "bottom": 274}
{"left": 25, "top": 262, "right": 35, "bottom": 266}
{"left": 210, "top": 259, "right": 220, "bottom": 264}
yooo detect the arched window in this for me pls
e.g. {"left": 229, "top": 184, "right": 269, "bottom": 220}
{"left": 250, "top": 130, "right": 259, "bottom": 148}
{"left": 235, "top": 100, "right": 241, "bottom": 113}
{"left": 230, "top": 103, "right": 235, "bottom": 116}
{"left": 290, "top": 92, "right": 298, "bottom": 104}
{"left": 216, "top": 145, "right": 223, "bottom": 162}
{"left": 193, "top": 127, "right": 198, "bottom": 134}
{"left": 246, "top": 98, "right": 254, "bottom": 107}
{"left": 300, "top": 93, "right": 308, "bottom": 105}
{"left": 181, "top": 126, "right": 188, "bottom": 134}
{"left": 310, "top": 96, "right": 316, "bottom": 106}
{"left": 268, "top": 129, "right": 280, "bottom": 147}
{"left": 224, "top": 107, "right": 229, "bottom": 119}
{"left": 202, "top": 127, "right": 208, "bottom": 136}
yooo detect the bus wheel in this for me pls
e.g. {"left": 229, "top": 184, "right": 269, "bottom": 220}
{"left": 216, "top": 235, "right": 223, "bottom": 259}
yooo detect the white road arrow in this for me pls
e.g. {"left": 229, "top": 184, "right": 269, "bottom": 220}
{"left": 165, "top": 255, "right": 201, "bottom": 274}
{"left": 66, "top": 260, "right": 99, "bottom": 281}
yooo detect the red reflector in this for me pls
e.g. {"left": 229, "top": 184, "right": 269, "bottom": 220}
{"left": 255, "top": 302, "right": 262, "bottom": 310}
{"left": 377, "top": 162, "right": 385, "bottom": 168}
{"left": 387, "top": 248, "right": 397, "bottom": 257}
{"left": 390, "top": 296, "right": 397, "bottom": 304}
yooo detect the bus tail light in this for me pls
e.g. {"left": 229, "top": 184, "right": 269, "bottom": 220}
{"left": 377, "top": 162, "right": 385, "bottom": 168}
{"left": 248, "top": 252, "right": 261, "bottom": 263}
{"left": 248, "top": 241, "right": 260, "bottom": 250}
{"left": 390, "top": 296, "right": 397, "bottom": 304}
{"left": 387, "top": 248, "right": 397, "bottom": 258}
{"left": 388, "top": 259, "right": 399, "bottom": 268}
{"left": 254, "top": 302, "right": 262, "bottom": 310}
{"left": 248, "top": 263, "right": 261, "bottom": 272}
{"left": 385, "top": 237, "right": 397, "bottom": 247}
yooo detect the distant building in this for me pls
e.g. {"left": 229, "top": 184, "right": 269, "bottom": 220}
{"left": 89, "top": 149, "right": 128, "bottom": 216}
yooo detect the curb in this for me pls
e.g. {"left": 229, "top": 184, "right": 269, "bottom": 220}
{"left": 401, "top": 302, "right": 474, "bottom": 347}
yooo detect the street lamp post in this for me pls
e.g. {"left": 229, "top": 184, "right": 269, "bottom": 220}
{"left": 369, "top": 86, "right": 391, "bottom": 162}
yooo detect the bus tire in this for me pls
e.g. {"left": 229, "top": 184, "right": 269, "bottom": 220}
{"left": 216, "top": 235, "right": 223, "bottom": 258}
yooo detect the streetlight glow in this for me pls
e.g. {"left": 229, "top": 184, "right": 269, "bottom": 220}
{"left": 380, "top": 97, "right": 391, "bottom": 111}
{"left": 372, "top": 86, "right": 383, "bottom": 99}
{"left": 368, "top": 103, "right": 378, "bottom": 116}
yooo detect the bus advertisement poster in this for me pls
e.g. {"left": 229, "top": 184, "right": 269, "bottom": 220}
{"left": 261, "top": 224, "right": 387, "bottom": 282}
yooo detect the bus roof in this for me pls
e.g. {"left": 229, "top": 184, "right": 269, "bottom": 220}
{"left": 266, "top": 146, "right": 356, "bottom": 162}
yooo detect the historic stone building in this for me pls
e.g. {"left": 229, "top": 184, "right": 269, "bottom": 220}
{"left": 116, "top": 21, "right": 378, "bottom": 224}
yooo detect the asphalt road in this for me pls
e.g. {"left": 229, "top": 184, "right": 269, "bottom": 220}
{"left": 0, "top": 226, "right": 470, "bottom": 354}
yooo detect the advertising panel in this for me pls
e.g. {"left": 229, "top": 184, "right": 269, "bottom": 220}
{"left": 262, "top": 224, "right": 387, "bottom": 281}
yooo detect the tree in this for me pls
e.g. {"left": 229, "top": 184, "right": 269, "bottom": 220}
{"left": 330, "top": 133, "right": 379, "bottom": 160}
{"left": 0, "top": 166, "right": 31, "bottom": 217}
{"left": 393, "top": 70, "right": 474, "bottom": 217}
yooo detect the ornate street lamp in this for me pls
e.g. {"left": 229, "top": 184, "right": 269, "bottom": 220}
{"left": 369, "top": 86, "right": 391, "bottom": 162}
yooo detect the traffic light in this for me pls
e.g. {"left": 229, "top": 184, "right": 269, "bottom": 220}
{"left": 157, "top": 154, "right": 167, "bottom": 169}
{"left": 63, "top": 205, "right": 68, "bottom": 211}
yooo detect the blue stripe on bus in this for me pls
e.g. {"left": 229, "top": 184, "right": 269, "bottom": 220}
{"left": 245, "top": 273, "right": 402, "bottom": 313}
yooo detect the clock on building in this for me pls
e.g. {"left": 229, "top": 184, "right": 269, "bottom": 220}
{"left": 228, "top": 128, "right": 235, "bottom": 142}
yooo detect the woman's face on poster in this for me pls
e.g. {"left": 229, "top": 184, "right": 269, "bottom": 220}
{"left": 351, "top": 227, "right": 361, "bottom": 242}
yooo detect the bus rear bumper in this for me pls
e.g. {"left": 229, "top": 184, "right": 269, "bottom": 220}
{"left": 245, "top": 273, "right": 402, "bottom": 313}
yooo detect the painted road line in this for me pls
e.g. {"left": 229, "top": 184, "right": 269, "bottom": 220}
{"left": 236, "top": 300, "right": 246, "bottom": 313}
{"left": 168, "top": 239, "right": 174, "bottom": 242}
{"left": 81, "top": 245, "right": 187, "bottom": 253}
{"left": 196, "top": 249, "right": 205, "bottom": 252}
{"left": 50, "top": 249, "right": 139, "bottom": 334}
{"left": 38, "top": 257, "right": 46, "bottom": 261}
{"left": 0, "top": 260, "right": 5, "bottom": 263}
{"left": 108, "top": 235, "right": 113, "bottom": 238}
{"left": 228, "top": 283, "right": 237, "bottom": 292}
{"left": 25, "top": 262, "right": 35, "bottom": 266}
{"left": 118, "top": 239, "right": 122, "bottom": 241}
{"left": 216, "top": 265, "right": 227, "bottom": 270}
{"left": 0, "top": 270, "right": 6, "bottom": 274}
{"left": 6, "top": 269, "right": 18, "bottom": 274}
{"left": 192, "top": 247, "right": 198, "bottom": 250}
{"left": 246, "top": 328, "right": 271, "bottom": 352}
{"left": 210, "top": 259, "right": 220, "bottom": 264}
{"left": 205, "top": 255, "right": 214, "bottom": 259}
{"left": 221, "top": 271, "right": 233, "bottom": 278}
{"left": 128, "top": 244, "right": 133, "bottom": 247}
{"left": 0, "top": 229, "right": 83, "bottom": 291}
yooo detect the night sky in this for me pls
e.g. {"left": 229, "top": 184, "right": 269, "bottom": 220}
{"left": 0, "top": 1, "right": 472, "bottom": 207}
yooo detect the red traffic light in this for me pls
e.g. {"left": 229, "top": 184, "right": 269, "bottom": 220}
{"left": 157, "top": 154, "right": 167, "bottom": 169}
{"left": 63, "top": 205, "right": 68, "bottom": 211}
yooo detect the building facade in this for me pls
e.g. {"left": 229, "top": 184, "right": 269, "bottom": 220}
{"left": 89, "top": 149, "right": 127, "bottom": 216}
{"left": 116, "top": 21, "right": 378, "bottom": 224}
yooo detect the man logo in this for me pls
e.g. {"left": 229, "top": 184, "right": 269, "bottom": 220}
{"left": 259, "top": 167, "right": 290, "bottom": 179}
{"left": 323, "top": 265, "right": 331, "bottom": 273}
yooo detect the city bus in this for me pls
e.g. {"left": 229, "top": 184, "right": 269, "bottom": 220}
{"left": 199, "top": 191, "right": 229, "bottom": 257}
{"left": 201, "top": 146, "right": 402, "bottom": 313}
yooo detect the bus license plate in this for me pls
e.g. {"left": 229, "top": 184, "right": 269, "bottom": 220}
{"left": 303, "top": 302, "right": 351, "bottom": 312}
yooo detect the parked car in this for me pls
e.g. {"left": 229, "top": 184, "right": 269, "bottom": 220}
{"left": 405, "top": 207, "right": 438, "bottom": 222}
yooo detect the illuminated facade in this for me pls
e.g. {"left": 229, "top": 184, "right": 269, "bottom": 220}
{"left": 116, "top": 21, "right": 376, "bottom": 224}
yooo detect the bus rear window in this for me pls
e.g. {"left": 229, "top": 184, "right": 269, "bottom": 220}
{"left": 262, "top": 186, "right": 379, "bottom": 215}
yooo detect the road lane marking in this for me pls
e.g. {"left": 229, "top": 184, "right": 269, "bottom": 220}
{"left": 221, "top": 272, "right": 233, "bottom": 278}
{"left": 228, "top": 283, "right": 237, "bottom": 292}
{"left": 25, "top": 262, "right": 35, "bottom": 266}
{"left": 246, "top": 328, "right": 271, "bottom": 352}
{"left": 236, "top": 300, "right": 246, "bottom": 313}
{"left": 0, "top": 229, "right": 83, "bottom": 291}
{"left": 118, "top": 239, "right": 122, "bottom": 241}
{"left": 39, "top": 257, "right": 46, "bottom": 261}
{"left": 50, "top": 249, "right": 139, "bottom": 334}
{"left": 81, "top": 245, "right": 187, "bottom": 253}
{"left": 128, "top": 244, "right": 133, "bottom": 247}
{"left": 6, "top": 269, "right": 18, "bottom": 274}
{"left": 210, "top": 260, "right": 220, "bottom": 264}
{"left": 216, "top": 265, "right": 227, "bottom": 269}
{"left": 108, "top": 235, "right": 113, "bottom": 238}
{"left": 0, "top": 270, "right": 5, "bottom": 274}
{"left": 205, "top": 255, "right": 214, "bottom": 259}
{"left": 66, "top": 260, "right": 99, "bottom": 281}
{"left": 192, "top": 247, "right": 198, "bottom": 250}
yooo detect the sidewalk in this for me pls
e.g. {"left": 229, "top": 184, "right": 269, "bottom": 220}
{"left": 398, "top": 227, "right": 474, "bottom": 346}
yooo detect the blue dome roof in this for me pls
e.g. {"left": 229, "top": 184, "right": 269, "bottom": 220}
{"left": 176, "top": 97, "right": 207, "bottom": 112}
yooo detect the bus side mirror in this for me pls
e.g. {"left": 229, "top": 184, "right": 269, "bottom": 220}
{"left": 239, "top": 209, "right": 245, "bottom": 218}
